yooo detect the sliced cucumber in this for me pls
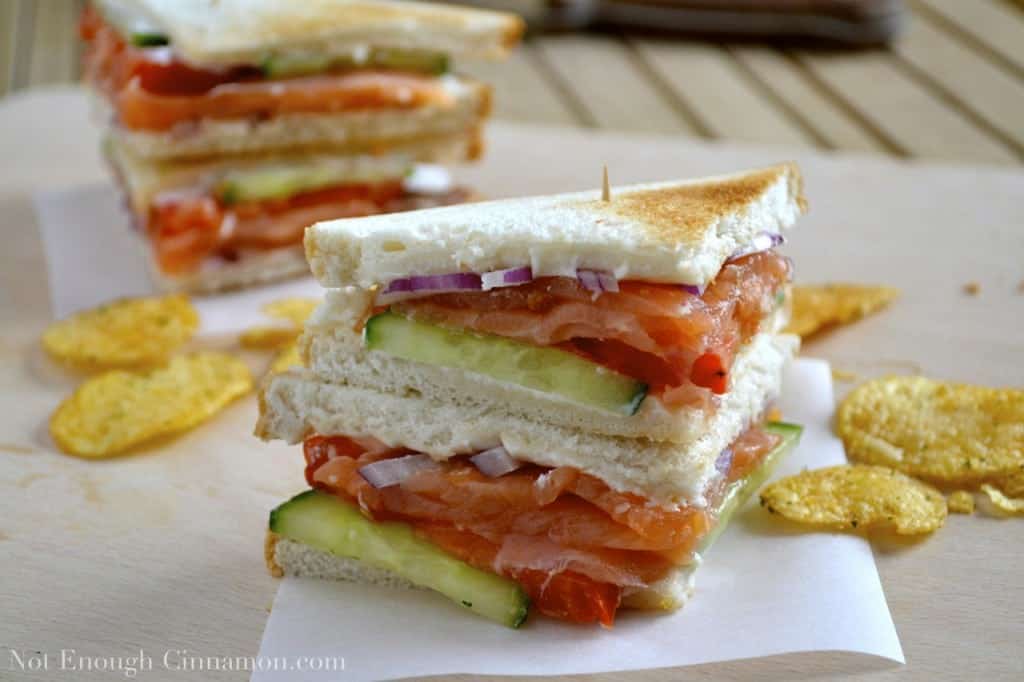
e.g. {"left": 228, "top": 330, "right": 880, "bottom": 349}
{"left": 130, "top": 32, "right": 169, "bottom": 47}
{"left": 215, "top": 162, "right": 407, "bottom": 205}
{"left": 217, "top": 166, "right": 337, "bottom": 205}
{"left": 262, "top": 48, "right": 449, "bottom": 79}
{"left": 270, "top": 490, "right": 530, "bottom": 628}
{"left": 371, "top": 48, "right": 449, "bottom": 75}
{"left": 364, "top": 311, "right": 648, "bottom": 415}
{"left": 698, "top": 421, "right": 803, "bottom": 553}
{"left": 261, "top": 53, "right": 334, "bottom": 79}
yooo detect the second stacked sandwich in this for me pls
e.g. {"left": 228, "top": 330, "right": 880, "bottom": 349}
{"left": 80, "top": 0, "right": 522, "bottom": 292}
{"left": 259, "top": 164, "right": 806, "bottom": 627}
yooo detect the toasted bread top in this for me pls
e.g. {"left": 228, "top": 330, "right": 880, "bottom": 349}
{"left": 119, "top": 0, "right": 524, "bottom": 65}
{"left": 306, "top": 163, "right": 806, "bottom": 289}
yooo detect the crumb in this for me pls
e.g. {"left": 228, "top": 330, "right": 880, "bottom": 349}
{"left": 1017, "top": 280, "right": 1024, "bottom": 294}
{"left": 963, "top": 282, "right": 980, "bottom": 296}
{"left": 831, "top": 368, "right": 859, "bottom": 383}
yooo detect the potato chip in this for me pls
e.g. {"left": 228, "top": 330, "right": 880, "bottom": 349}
{"left": 785, "top": 284, "right": 898, "bottom": 338}
{"left": 270, "top": 342, "right": 302, "bottom": 374}
{"left": 837, "top": 376, "right": 1024, "bottom": 486}
{"left": 996, "top": 469, "right": 1024, "bottom": 498}
{"left": 947, "top": 490, "right": 975, "bottom": 515}
{"left": 760, "top": 464, "right": 946, "bottom": 535}
{"left": 239, "top": 326, "right": 300, "bottom": 350}
{"left": 42, "top": 295, "right": 199, "bottom": 368}
{"left": 262, "top": 298, "right": 319, "bottom": 326}
{"left": 50, "top": 353, "right": 252, "bottom": 458}
{"left": 980, "top": 485, "right": 1024, "bottom": 516}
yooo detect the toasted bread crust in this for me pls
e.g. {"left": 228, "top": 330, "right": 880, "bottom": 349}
{"left": 583, "top": 162, "right": 805, "bottom": 246}
{"left": 265, "top": 531, "right": 284, "bottom": 578}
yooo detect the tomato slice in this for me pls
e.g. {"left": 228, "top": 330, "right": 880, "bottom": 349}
{"left": 690, "top": 352, "right": 728, "bottom": 394}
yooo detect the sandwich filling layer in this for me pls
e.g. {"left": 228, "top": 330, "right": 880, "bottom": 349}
{"left": 365, "top": 250, "right": 790, "bottom": 411}
{"left": 299, "top": 422, "right": 785, "bottom": 626}
{"left": 81, "top": 6, "right": 475, "bottom": 134}
{"left": 146, "top": 179, "right": 470, "bottom": 275}
{"left": 108, "top": 136, "right": 471, "bottom": 275}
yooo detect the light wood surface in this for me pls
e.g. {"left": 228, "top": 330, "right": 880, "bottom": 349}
{"left": 1, "top": 88, "right": 1023, "bottom": 681}
{"left": 3, "top": 0, "right": 1024, "bottom": 165}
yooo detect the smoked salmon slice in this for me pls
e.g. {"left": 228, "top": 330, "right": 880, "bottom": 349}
{"left": 302, "top": 427, "right": 780, "bottom": 625}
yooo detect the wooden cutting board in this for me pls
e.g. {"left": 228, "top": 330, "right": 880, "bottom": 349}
{"left": 1, "top": 87, "right": 1022, "bottom": 681}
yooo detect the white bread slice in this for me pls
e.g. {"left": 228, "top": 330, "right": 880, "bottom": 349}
{"left": 256, "top": 337, "right": 793, "bottom": 505}
{"left": 305, "top": 162, "right": 805, "bottom": 289}
{"left": 266, "top": 531, "right": 695, "bottom": 611}
{"left": 299, "top": 287, "right": 795, "bottom": 443}
{"left": 123, "top": 0, "right": 524, "bottom": 66}
{"left": 103, "top": 76, "right": 489, "bottom": 162}
{"left": 108, "top": 130, "right": 480, "bottom": 217}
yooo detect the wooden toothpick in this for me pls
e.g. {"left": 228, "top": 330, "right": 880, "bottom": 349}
{"left": 602, "top": 165, "right": 611, "bottom": 202}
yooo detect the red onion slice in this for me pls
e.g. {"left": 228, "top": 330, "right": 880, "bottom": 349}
{"left": 383, "top": 272, "right": 482, "bottom": 294}
{"left": 680, "top": 284, "right": 705, "bottom": 296}
{"left": 576, "top": 269, "right": 619, "bottom": 294}
{"left": 597, "top": 271, "right": 619, "bottom": 292}
{"left": 481, "top": 266, "right": 533, "bottom": 291}
{"left": 715, "top": 448, "right": 734, "bottom": 476}
{"left": 470, "top": 446, "right": 522, "bottom": 477}
{"left": 359, "top": 454, "right": 439, "bottom": 488}
{"left": 376, "top": 271, "right": 484, "bottom": 305}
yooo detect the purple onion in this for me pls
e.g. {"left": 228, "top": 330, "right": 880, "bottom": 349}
{"left": 576, "top": 269, "right": 619, "bottom": 294}
{"left": 375, "top": 271, "right": 485, "bottom": 304}
{"left": 715, "top": 448, "right": 734, "bottom": 476}
{"left": 358, "top": 454, "right": 439, "bottom": 488}
{"left": 383, "top": 272, "right": 482, "bottom": 295}
{"left": 481, "top": 266, "right": 533, "bottom": 291}
{"left": 680, "top": 284, "right": 705, "bottom": 296}
{"left": 597, "top": 271, "right": 619, "bottom": 292}
{"left": 470, "top": 446, "right": 522, "bottom": 477}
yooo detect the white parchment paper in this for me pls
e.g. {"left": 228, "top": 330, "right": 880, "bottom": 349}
{"left": 34, "top": 183, "right": 321, "bottom": 337}
{"left": 252, "top": 360, "right": 903, "bottom": 681}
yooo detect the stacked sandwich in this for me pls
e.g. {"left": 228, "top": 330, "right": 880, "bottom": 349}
{"left": 258, "top": 164, "right": 806, "bottom": 627}
{"left": 80, "top": 0, "right": 522, "bottom": 292}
